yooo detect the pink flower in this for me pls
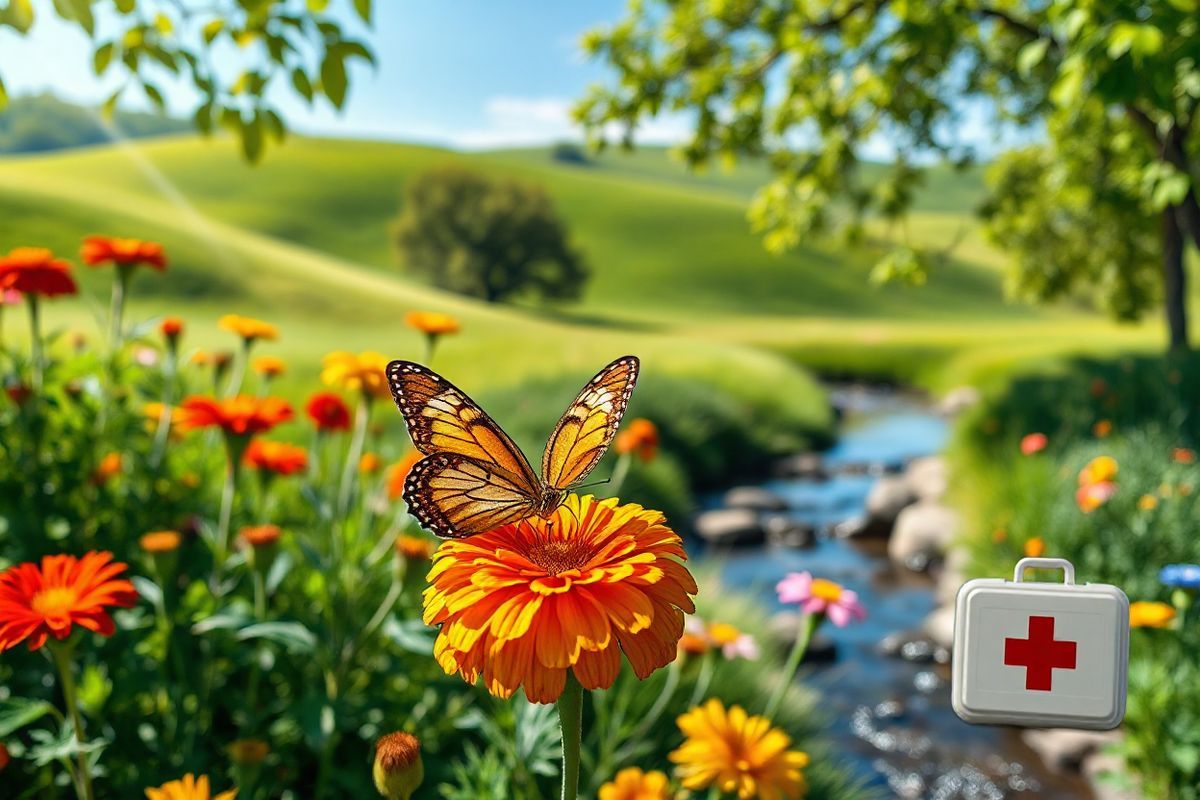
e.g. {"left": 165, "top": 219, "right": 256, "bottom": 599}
{"left": 1020, "top": 433, "right": 1047, "bottom": 455}
{"left": 0, "top": 289, "right": 21, "bottom": 306}
{"left": 776, "top": 571, "right": 866, "bottom": 628}
{"left": 1076, "top": 481, "right": 1117, "bottom": 513}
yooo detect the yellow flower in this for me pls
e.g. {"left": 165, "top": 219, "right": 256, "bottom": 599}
{"left": 321, "top": 350, "right": 389, "bottom": 399}
{"left": 145, "top": 774, "right": 236, "bottom": 800}
{"left": 599, "top": 767, "right": 674, "bottom": 800}
{"left": 251, "top": 355, "right": 286, "bottom": 378}
{"left": 1023, "top": 537, "right": 1045, "bottom": 558}
{"left": 405, "top": 310, "right": 461, "bottom": 336}
{"left": 1129, "top": 601, "right": 1175, "bottom": 629}
{"left": 1079, "top": 455, "right": 1118, "bottom": 486}
{"left": 373, "top": 732, "right": 423, "bottom": 800}
{"left": 219, "top": 314, "right": 278, "bottom": 343}
{"left": 1137, "top": 494, "right": 1158, "bottom": 511}
{"left": 670, "top": 699, "right": 809, "bottom": 800}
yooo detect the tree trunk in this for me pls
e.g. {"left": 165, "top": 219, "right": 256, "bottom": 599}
{"left": 1162, "top": 205, "right": 1189, "bottom": 352}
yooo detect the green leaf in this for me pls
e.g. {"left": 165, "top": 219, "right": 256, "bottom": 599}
{"left": 51, "top": 0, "right": 93, "bottom": 35}
{"left": 320, "top": 54, "right": 348, "bottom": 109}
{"left": 0, "top": 74, "right": 7, "bottom": 109}
{"left": 1167, "top": 0, "right": 1198, "bottom": 10}
{"left": 384, "top": 618, "right": 435, "bottom": 655}
{"left": 308, "top": 0, "right": 331, "bottom": 11}
{"left": 202, "top": 19, "right": 224, "bottom": 44}
{"left": 291, "top": 68, "right": 314, "bottom": 103}
{"left": 354, "top": 0, "right": 372, "bottom": 23}
{"left": 92, "top": 41, "right": 115, "bottom": 74}
{"left": 143, "top": 82, "right": 165, "bottom": 110}
{"left": 0, "top": 698, "right": 55, "bottom": 738}
{"left": 1016, "top": 39, "right": 1049, "bottom": 78}
{"left": 241, "top": 114, "right": 264, "bottom": 162}
{"left": 1, "top": 0, "right": 36, "bottom": 33}
{"left": 236, "top": 621, "right": 316, "bottom": 653}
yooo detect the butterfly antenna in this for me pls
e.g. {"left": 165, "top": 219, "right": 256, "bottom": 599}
{"left": 574, "top": 477, "right": 612, "bottom": 490}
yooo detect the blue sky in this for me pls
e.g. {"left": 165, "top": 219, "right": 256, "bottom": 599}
{"left": 0, "top": 0, "right": 697, "bottom": 149}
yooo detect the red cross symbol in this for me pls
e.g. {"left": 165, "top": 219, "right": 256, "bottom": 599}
{"left": 1004, "top": 615, "right": 1078, "bottom": 691}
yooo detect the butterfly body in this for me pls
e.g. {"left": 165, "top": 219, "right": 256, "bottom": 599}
{"left": 388, "top": 355, "right": 639, "bottom": 538}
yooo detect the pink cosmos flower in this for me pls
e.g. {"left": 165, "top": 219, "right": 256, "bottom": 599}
{"left": 776, "top": 571, "right": 866, "bottom": 628}
{"left": 1020, "top": 433, "right": 1047, "bottom": 455}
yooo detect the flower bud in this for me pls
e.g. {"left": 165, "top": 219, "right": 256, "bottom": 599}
{"left": 373, "top": 732, "right": 423, "bottom": 800}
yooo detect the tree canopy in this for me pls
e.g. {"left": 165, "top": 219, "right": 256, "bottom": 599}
{"left": 393, "top": 167, "right": 589, "bottom": 305}
{"left": 576, "top": 0, "right": 1200, "bottom": 349}
{"left": 0, "top": 0, "right": 375, "bottom": 161}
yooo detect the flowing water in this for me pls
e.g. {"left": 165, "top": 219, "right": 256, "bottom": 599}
{"left": 703, "top": 386, "right": 1094, "bottom": 799}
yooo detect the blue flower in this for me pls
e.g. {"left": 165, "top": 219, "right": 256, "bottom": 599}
{"left": 1159, "top": 564, "right": 1200, "bottom": 589}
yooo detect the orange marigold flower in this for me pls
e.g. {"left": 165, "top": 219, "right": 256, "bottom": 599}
{"left": 387, "top": 450, "right": 422, "bottom": 500}
{"left": 678, "top": 631, "right": 710, "bottom": 656}
{"left": 1019, "top": 433, "right": 1047, "bottom": 455}
{"left": 140, "top": 531, "right": 182, "bottom": 554}
{"left": 239, "top": 525, "right": 282, "bottom": 549}
{"left": 228, "top": 739, "right": 269, "bottom": 765}
{"left": 219, "top": 314, "right": 278, "bottom": 343}
{"left": 1093, "top": 420, "right": 1112, "bottom": 438}
{"left": 1172, "top": 447, "right": 1197, "bottom": 464}
{"left": 396, "top": 534, "right": 435, "bottom": 562}
{"left": 176, "top": 396, "right": 293, "bottom": 437}
{"left": 305, "top": 391, "right": 352, "bottom": 432}
{"left": 92, "top": 451, "right": 124, "bottom": 484}
{"left": 145, "top": 773, "right": 236, "bottom": 800}
{"left": 0, "top": 247, "right": 78, "bottom": 298}
{"left": 1079, "top": 455, "right": 1118, "bottom": 486}
{"left": 670, "top": 699, "right": 809, "bottom": 800}
{"left": 405, "top": 310, "right": 461, "bottom": 336}
{"left": 360, "top": 452, "right": 382, "bottom": 474}
{"left": 615, "top": 418, "right": 659, "bottom": 462}
{"left": 1137, "top": 494, "right": 1159, "bottom": 511}
{"left": 599, "top": 767, "right": 674, "bottom": 800}
{"left": 374, "top": 731, "right": 424, "bottom": 800}
{"left": 424, "top": 494, "right": 697, "bottom": 703}
{"left": 252, "top": 355, "right": 286, "bottom": 378}
{"left": 0, "top": 552, "right": 137, "bottom": 652}
{"left": 81, "top": 235, "right": 167, "bottom": 271}
{"left": 160, "top": 316, "right": 184, "bottom": 340}
{"left": 243, "top": 439, "right": 308, "bottom": 475}
{"left": 1129, "top": 601, "right": 1175, "bottom": 629}
{"left": 1023, "top": 537, "right": 1045, "bottom": 558}
{"left": 321, "top": 350, "right": 389, "bottom": 398}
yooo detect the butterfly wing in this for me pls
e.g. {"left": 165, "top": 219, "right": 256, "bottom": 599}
{"left": 387, "top": 360, "right": 540, "bottom": 490}
{"left": 541, "top": 355, "right": 640, "bottom": 490}
{"left": 403, "top": 452, "right": 539, "bottom": 539}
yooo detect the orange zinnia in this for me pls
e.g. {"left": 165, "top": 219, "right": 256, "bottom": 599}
{"left": 160, "top": 316, "right": 185, "bottom": 340}
{"left": 396, "top": 534, "right": 435, "bottom": 562}
{"left": 80, "top": 235, "right": 167, "bottom": 271}
{"left": 92, "top": 451, "right": 124, "bottom": 484}
{"left": 0, "top": 551, "right": 138, "bottom": 652}
{"left": 239, "top": 524, "right": 283, "bottom": 549}
{"left": 305, "top": 391, "right": 352, "bottom": 432}
{"left": 252, "top": 355, "right": 286, "bottom": 378}
{"left": 140, "top": 531, "right": 183, "bottom": 554}
{"left": 176, "top": 395, "right": 293, "bottom": 437}
{"left": 243, "top": 439, "right": 309, "bottom": 475}
{"left": 145, "top": 773, "right": 236, "bottom": 800}
{"left": 615, "top": 418, "right": 659, "bottom": 462}
{"left": 321, "top": 350, "right": 389, "bottom": 399}
{"left": 599, "top": 767, "right": 674, "bottom": 800}
{"left": 219, "top": 314, "right": 279, "bottom": 343}
{"left": 0, "top": 247, "right": 78, "bottom": 297}
{"left": 424, "top": 494, "right": 697, "bottom": 703}
{"left": 360, "top": 452, "right": 383, "bottom": 474}
{"left": 387, "top": 450, "right": 423, "bottom": 500}
{"left": 405, "top": 310, "right": 461, "bottom": 336}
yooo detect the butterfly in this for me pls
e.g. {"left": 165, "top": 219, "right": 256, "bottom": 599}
{"left": 386, "top": 355, "right": 640, "bottom": 539}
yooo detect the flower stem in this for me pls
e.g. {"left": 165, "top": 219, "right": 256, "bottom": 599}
{"left": 50, "top": 643, "right": 94, "bottom": 800}
{"left": 609, "top": 452, "right": 632, "bottom": 496}
{"left": 764, "top": 612, "right": 819, "bottom": 721}
{"left": 214, "top": 446, "right": 242, "bottom": 578}
{"left": 109, "top": 264, "right": 132, "bottom": 351}
{"left": 27, "top": 294, "right": 42, "bottom": 392}
{"left": 557, "top": 673, "right": 584, "bottom": 800}
{"left": 336, "top": 395, "right": 370, "bottom": 522}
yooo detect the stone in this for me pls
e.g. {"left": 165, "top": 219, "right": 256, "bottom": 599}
{"left": 936, "top": 546, "right": 971, "bottom": 606}
{"left": 764, "top": 515, "right": 816, "bottom": 549}
{"left": 938, "top": 385, "right": 982, "bottom": 416}
{"left": 774, "top": 453, "right": 829, "bottom": 480}
{"left": 723, "top": 486, "right": 789, "bottom": 512}
{"left": 694, "top": 508, "right": 765, "bottom": 547}
{"left": 862, "top": 475, "right": 917, "bottom": 537}
{"left": 923, "top": 605, "right": 956, "bottom": 649}
{"left": 904, "top": 455, "right": 948, "bottom": 502}
{"left": 877, "top": 631, "right": 950, "bottom": 664}
{"left": 1022, "top": 729, "right": 1121, "bottom": 774}
{"left": 888, "top": 501, "right": 961, "bottom": 571}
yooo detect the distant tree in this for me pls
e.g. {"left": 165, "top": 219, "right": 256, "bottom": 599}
{"left": 0, "top": 0, "right": 376, "bottom": 161}
{"left": 393, "top": 167, "right": 589, "bottom": 304}
{"left": 0, "top": 93, "right": 189, "bottom": 154}
{"left": 551, "top": 141, "right": 590, "bottom": 165}
{"left": 577, "top": 1, "right": 1200, "bottom": 351}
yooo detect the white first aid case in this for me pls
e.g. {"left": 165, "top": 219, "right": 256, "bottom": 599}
{"left": 952, "top": 557, "right": 1129, "bottom": 730}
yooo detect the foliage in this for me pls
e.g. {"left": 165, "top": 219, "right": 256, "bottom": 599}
{"left": 577, "top": 0, "right": 1200, "bottom": 346}
{"left": 0, "top": 0, "right": 376, "bottom": 161}
{"left": 392, "top": 166, "right": 589, "bottom": 304}
{"left": 550, "top": 142, "right": 590, "bottom": 165}
{"left": 0, "top": 93, "right": 188, "bottom": 154}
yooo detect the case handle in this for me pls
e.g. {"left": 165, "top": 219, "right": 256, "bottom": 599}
{"left": 1014, "top": 557, "right": 1076, "bottom": 585}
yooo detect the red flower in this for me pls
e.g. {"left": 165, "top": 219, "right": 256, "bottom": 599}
{"left": 0, "top": 248, "right": 77, "bottom": 298}
{"left": 160, "top": 316, "right": 184, "bottom": 340}
{"left": 80, "top": 235, "right": 167, "bottom": 271}
{"left": 305, "top": 391, "right": 352, "bottom": 432}
{"left": 0, "top": 552, "right": 137, "bottom": 652}
{"left": 243, "top": 439, "right": 309, "bottom": 475}
{"left": 1019, "top": 433, "right": 1047, "bottom": 455}
{"left": 176, "top": 395, "right": 293, "bottom": 437}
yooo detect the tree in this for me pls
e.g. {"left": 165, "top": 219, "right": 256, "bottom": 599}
{"left": 393, "top": 167, "right": 589, "bottom": 304}
{"left": 0, "top": 0, "right": 376, "bottom": 161}
{"left": 576, "top": 0, "right": 1200, "bottom": 350}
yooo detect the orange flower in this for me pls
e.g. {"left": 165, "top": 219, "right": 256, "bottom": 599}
{"left": 321, "top": 350, "right": 389, "bottom": 398}
{"left": 80, "top": 235, "right": 167, "bottom": 271}
{"left": 252, "top": 355, "right": 286, "bottom": 378}
{"left": 243, "top": 439, "right": 308, "bottom": 475}
{"left": 678, "top": 631, "right": 710, "bottom": 656}
{"left": 1172, "top": 447, "right": 1197, "bottom": 464}
{"left": 670, "top": 699, "right": 809, "bottom": 800}
{"left": 219, "top": 314, "right": 278, "bottom": 343}
{"left": 1079, "top": 455, "right": 1118, "bottom": 485}
{"left": 1129, "top": 601, "right": 1175, "bottom": 629}
{"left": 305, "top": 391, "right": 352, "bottom": 432}
{"left": 405, "top": 310, "right": 461, "bottom": 336}
{"left": 615, "top": 418, "right": 659, "bottom": 462}
{"left": 424, "top": 494, "right": 697, "bottom": 703}
{"left": 176, "top": 396, "right": 293, "bottom": 437}
{"left": 387, "top": 450, "right": 423, "bottom": 500}
{"left": 145, "top": 773, "right": 236, "bottom": 800}
{"left": 0, "top": 247, "right": 78, "bottom": 297}
{"left": 1137, "top": 494, "right": 1158, "bottom": 511}
{"left": 1019, "top": 433, "right": 1047, "bottom": 455}
{"left": 396, "top": 534, "right": 435, "bottom": 562}
{"left": 360, "top": 452, "right": 382, "bottom": 474}
{"left": 239, "top": 525, "right": 283, "bottom": 549}
{"left": 1023, "top": 537, "right": 1045, "bottom": 558}
{"left": 92, "top": 451, "right": 124, "bottom": 484}
{"left": 1076, "top": 481, "right": 1117, "bottom": 513}
{"left": 599, "top": 767, "right": 674, "bottom": 800}
{"left": 228, "top": 739, "right": 269, "bottom": 765}
{"left": 1093, "top": 420, "right": 1112, "bottom": 438}
{"left": 0, "top": 552, "right": 138, "bottom": 652}
{"left": 160, "top": 316, "right": 184, "bottom": 340}
{"left": 140, "top": 531, "right": 183, "bottom": 553}
{"left": 1089, "top": 377, "right": 1108, "bottom": 398}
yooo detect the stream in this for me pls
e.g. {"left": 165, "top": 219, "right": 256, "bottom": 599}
{"left": 701, "top": 386, "right": 1094, "bottom": 799}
